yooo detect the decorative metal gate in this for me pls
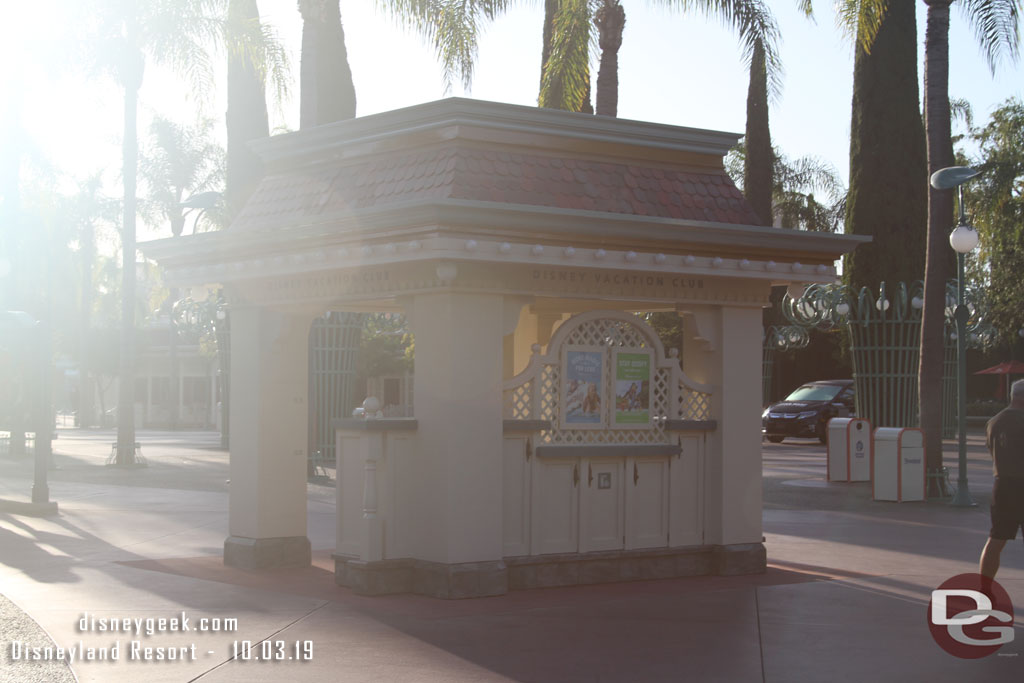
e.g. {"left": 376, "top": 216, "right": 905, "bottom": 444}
{"left": 783, "top": 281, "right": 990, "bottom": 435}
{"left": 308, "top": 312, "right": 363, "bottom": 469}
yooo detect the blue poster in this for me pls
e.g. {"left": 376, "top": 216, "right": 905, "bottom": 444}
{"left": 564, "top": 350, "right": 603, "bottom": 424}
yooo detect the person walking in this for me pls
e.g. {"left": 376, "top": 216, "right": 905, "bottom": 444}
{"left": 980, "top": 379, "right": 1024, "bottom": 578}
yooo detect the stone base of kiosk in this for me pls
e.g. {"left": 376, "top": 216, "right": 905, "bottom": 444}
{"left": 335, "top": 557, "right": 508, "bottom": 599}
{"left": 507, "top": 544, "right": 766, "bottom": 590}
{"left": 224, "top": 535, "right": 312, "bottom": 569}
{"left": 335, "top": 543, "right": 765, "bottom": 598}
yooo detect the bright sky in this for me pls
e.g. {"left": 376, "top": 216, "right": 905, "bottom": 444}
{"left": 3, "top": 0, "right": 1023, "bottom": 242}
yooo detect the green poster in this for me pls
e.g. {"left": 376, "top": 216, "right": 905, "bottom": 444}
{"left": 614, "top": 351, "right": 651, "bottom": 426}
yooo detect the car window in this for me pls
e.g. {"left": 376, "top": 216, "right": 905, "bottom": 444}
{"left": 837, "top": 387, "right": 854, "bottom": 403}
{"left": 784, "top": 384, "right": 843, "bottom": 402}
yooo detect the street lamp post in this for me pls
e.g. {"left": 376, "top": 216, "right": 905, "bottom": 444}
{"left": 931, "top": 166, "right": 981, "bottom": 507}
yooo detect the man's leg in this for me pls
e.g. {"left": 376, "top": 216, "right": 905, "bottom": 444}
{"left": 980, "top": 537, "right": 1008, "bottom": 579}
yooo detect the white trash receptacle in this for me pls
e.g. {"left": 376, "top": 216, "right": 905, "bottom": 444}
{"left": 827, "top": 418, "right": 872, "bottom": 482}
{"left": 873, "top": 428, "right": 925, "bottom": 502}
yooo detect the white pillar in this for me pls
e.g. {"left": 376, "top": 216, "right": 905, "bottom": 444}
{"left": 715, "top": 305, "right": 763, "bottom": 546}
{"left": 224, "top": 304, "right": 314, "bottom": 568}
{"left": 682, "top": 305, "right": 764, "bottom": 572}
{"left": 407, "top": 292, "right": 506, "bottom": 566}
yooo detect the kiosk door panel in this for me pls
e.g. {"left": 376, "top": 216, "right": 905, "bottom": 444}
{"left": 579, "top": 458, "right": 625, "bottom": 552}
{"left": 669, "top": 436, "right": 703, "bottom": 547}
{"left": 531, "top": 458, "right": 579, "bottom": 555}
{"left": 502, "top": 436, "right": 531, "bottom": 557}
{"left": 625, "top": 457, "right": 669, "bottom": 550}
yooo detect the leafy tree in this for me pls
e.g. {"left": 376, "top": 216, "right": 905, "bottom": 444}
{"left": 964, "top": 98, "right": 1024, "bottom": 344}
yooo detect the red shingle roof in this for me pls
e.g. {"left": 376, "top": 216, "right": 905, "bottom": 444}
{"left": 235, "top": 146, "right": 761, "bottom": 231}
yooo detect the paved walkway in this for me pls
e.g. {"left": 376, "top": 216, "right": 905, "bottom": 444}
{"left": 0, "top": 428, "right": 1021, "bottom": 682}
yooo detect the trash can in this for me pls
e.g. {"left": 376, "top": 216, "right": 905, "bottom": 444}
{"left": 827, "top": 418, "right": 872, "bottom": 482}
{"left": 873, "top": 428, "right": 924, "bottom": 502}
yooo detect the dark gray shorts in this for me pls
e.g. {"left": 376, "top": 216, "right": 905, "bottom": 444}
{"left": 991, "top": 477, "right": 1024, "bottom": 540}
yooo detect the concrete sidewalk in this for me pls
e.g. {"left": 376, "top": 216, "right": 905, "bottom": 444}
{"left": 0, "top": 428, "right": 1021, "bottom": 683}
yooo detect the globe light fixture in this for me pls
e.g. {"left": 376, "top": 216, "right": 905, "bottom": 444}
{"left": 948, "top": 224, "right": 979, "bottom": 253}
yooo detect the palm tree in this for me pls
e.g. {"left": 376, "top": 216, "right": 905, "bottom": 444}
{"left": 742, "top": 3, "right": 817, "bottom": 227}
{"left": 298, "top": 0, "right": 356, "bottom": 126}
{"left": 539, "top": 0, "right": 783, "bottom": 117}
{"left": 728, "top": 142, "right": 846, "bottom": 232}
{"left": 842, "top": 1, "right": 927, "bottom": 293}
{"left": 68, "top": 176, "right": 120, "bottom": 428}
{"left": 340, "top": 0, "right": 513, "bottom": 120}
{"left": 743, "top": 37, "right": 772, "bottom": 225}
{"left": 140, "top": 116, "right": 225, "bottom": 237}
{"left": 138, "top": 115, "right": 225, "bottom": 431}
{"left": 919, "top": 0, "right": 1020, "bottom": 476}
{"left": 75, "top": 0, "right": 273, "bottom": 464}
{"left": 226, "top": 0, "right": 288, "bottom": 219}
{"left": 538, "top": 0, "right": 594, "bottom": 112}
{"left": 594, "top": 0, "right": 626, "bottom": 116}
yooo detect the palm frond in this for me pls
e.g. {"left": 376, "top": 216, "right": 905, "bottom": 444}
{"left": 380, "top": 0, "right": 512, "bottom": 91}
{"left": 834, "top": 0, "right": 888, "bottom": 54}
{"left": 958, "top": 0, "right": 1021, "bottom": 74}
{"left": 654, "top": 0, "right": 784, "bottom": 101}
{"left": 950, "top": 96, "right": 975, "bottom": 131}
{"left": 539, "top": 0, "right": 595, "bottom": 110}
{"left": 139, "top": 0, "right": 224, "bottom": 99}
{"left": 224, "top": 4, "right": 292, "bottom": 106}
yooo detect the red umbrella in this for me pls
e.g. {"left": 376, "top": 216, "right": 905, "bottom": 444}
{"left": 974, "top": 361, "right": 1024, "bottom": 399}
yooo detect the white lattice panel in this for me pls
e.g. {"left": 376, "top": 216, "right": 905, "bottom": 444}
{"left": 503, "top": 312, "right": 714, "bottom": 442}
{"left": 506, "top": 380, "right": 532, "bottom": 420}
{"left": 679, "top": 382, "right": 712, "bottom": 421}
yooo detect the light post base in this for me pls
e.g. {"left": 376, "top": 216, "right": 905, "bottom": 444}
{"left": 949, "top": 483, "right": 976, "bottom": 507}
{"left": 926, "top": 467, "right": 953, "bottom": 500}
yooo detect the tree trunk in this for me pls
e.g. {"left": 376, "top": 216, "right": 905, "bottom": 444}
{"left": 743, "top": 39, "right": 772, "bottom": 226}
{"left": 299, "top": 0, "right": 356, "bottom": 128}
{"left": 845, "top": 1, "right": 927, "bottom": 292}
{"left": 920, "top": 0, "right": 955, "bottom": 479}
{"left": 226, "top": 0, "right": 270, "bottom": 222}
{"left": 594, "top": 0, "right": 624, "bottom": 117}
{"left": 579, "top": 73, "right": 593, "bottom": 114}
{"left": 117, "top": 46, "right": 143, "bottom": 466}
{"left": 78, "top": 221, "right": 95, "bottom": 427}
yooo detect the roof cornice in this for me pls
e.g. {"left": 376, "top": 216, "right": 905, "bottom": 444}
{"left": 249, "top": 98, "right": 742, "bottom": 169}
{"left": 141, "top": 199, "right": 869, "bottom": 268}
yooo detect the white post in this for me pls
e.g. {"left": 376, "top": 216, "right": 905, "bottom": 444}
{"left": 406, "top": 291, "right": 506, "bottom": 565}
{"left": 681, "top": 304, "right": 765, "bottom": 573}
{"left": 224, "top": 303, "right": 314, "bottom": 568}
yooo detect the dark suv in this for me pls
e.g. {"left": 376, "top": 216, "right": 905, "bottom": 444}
{"left": 762, "top": 380, "right": 856, "bottom": 444}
